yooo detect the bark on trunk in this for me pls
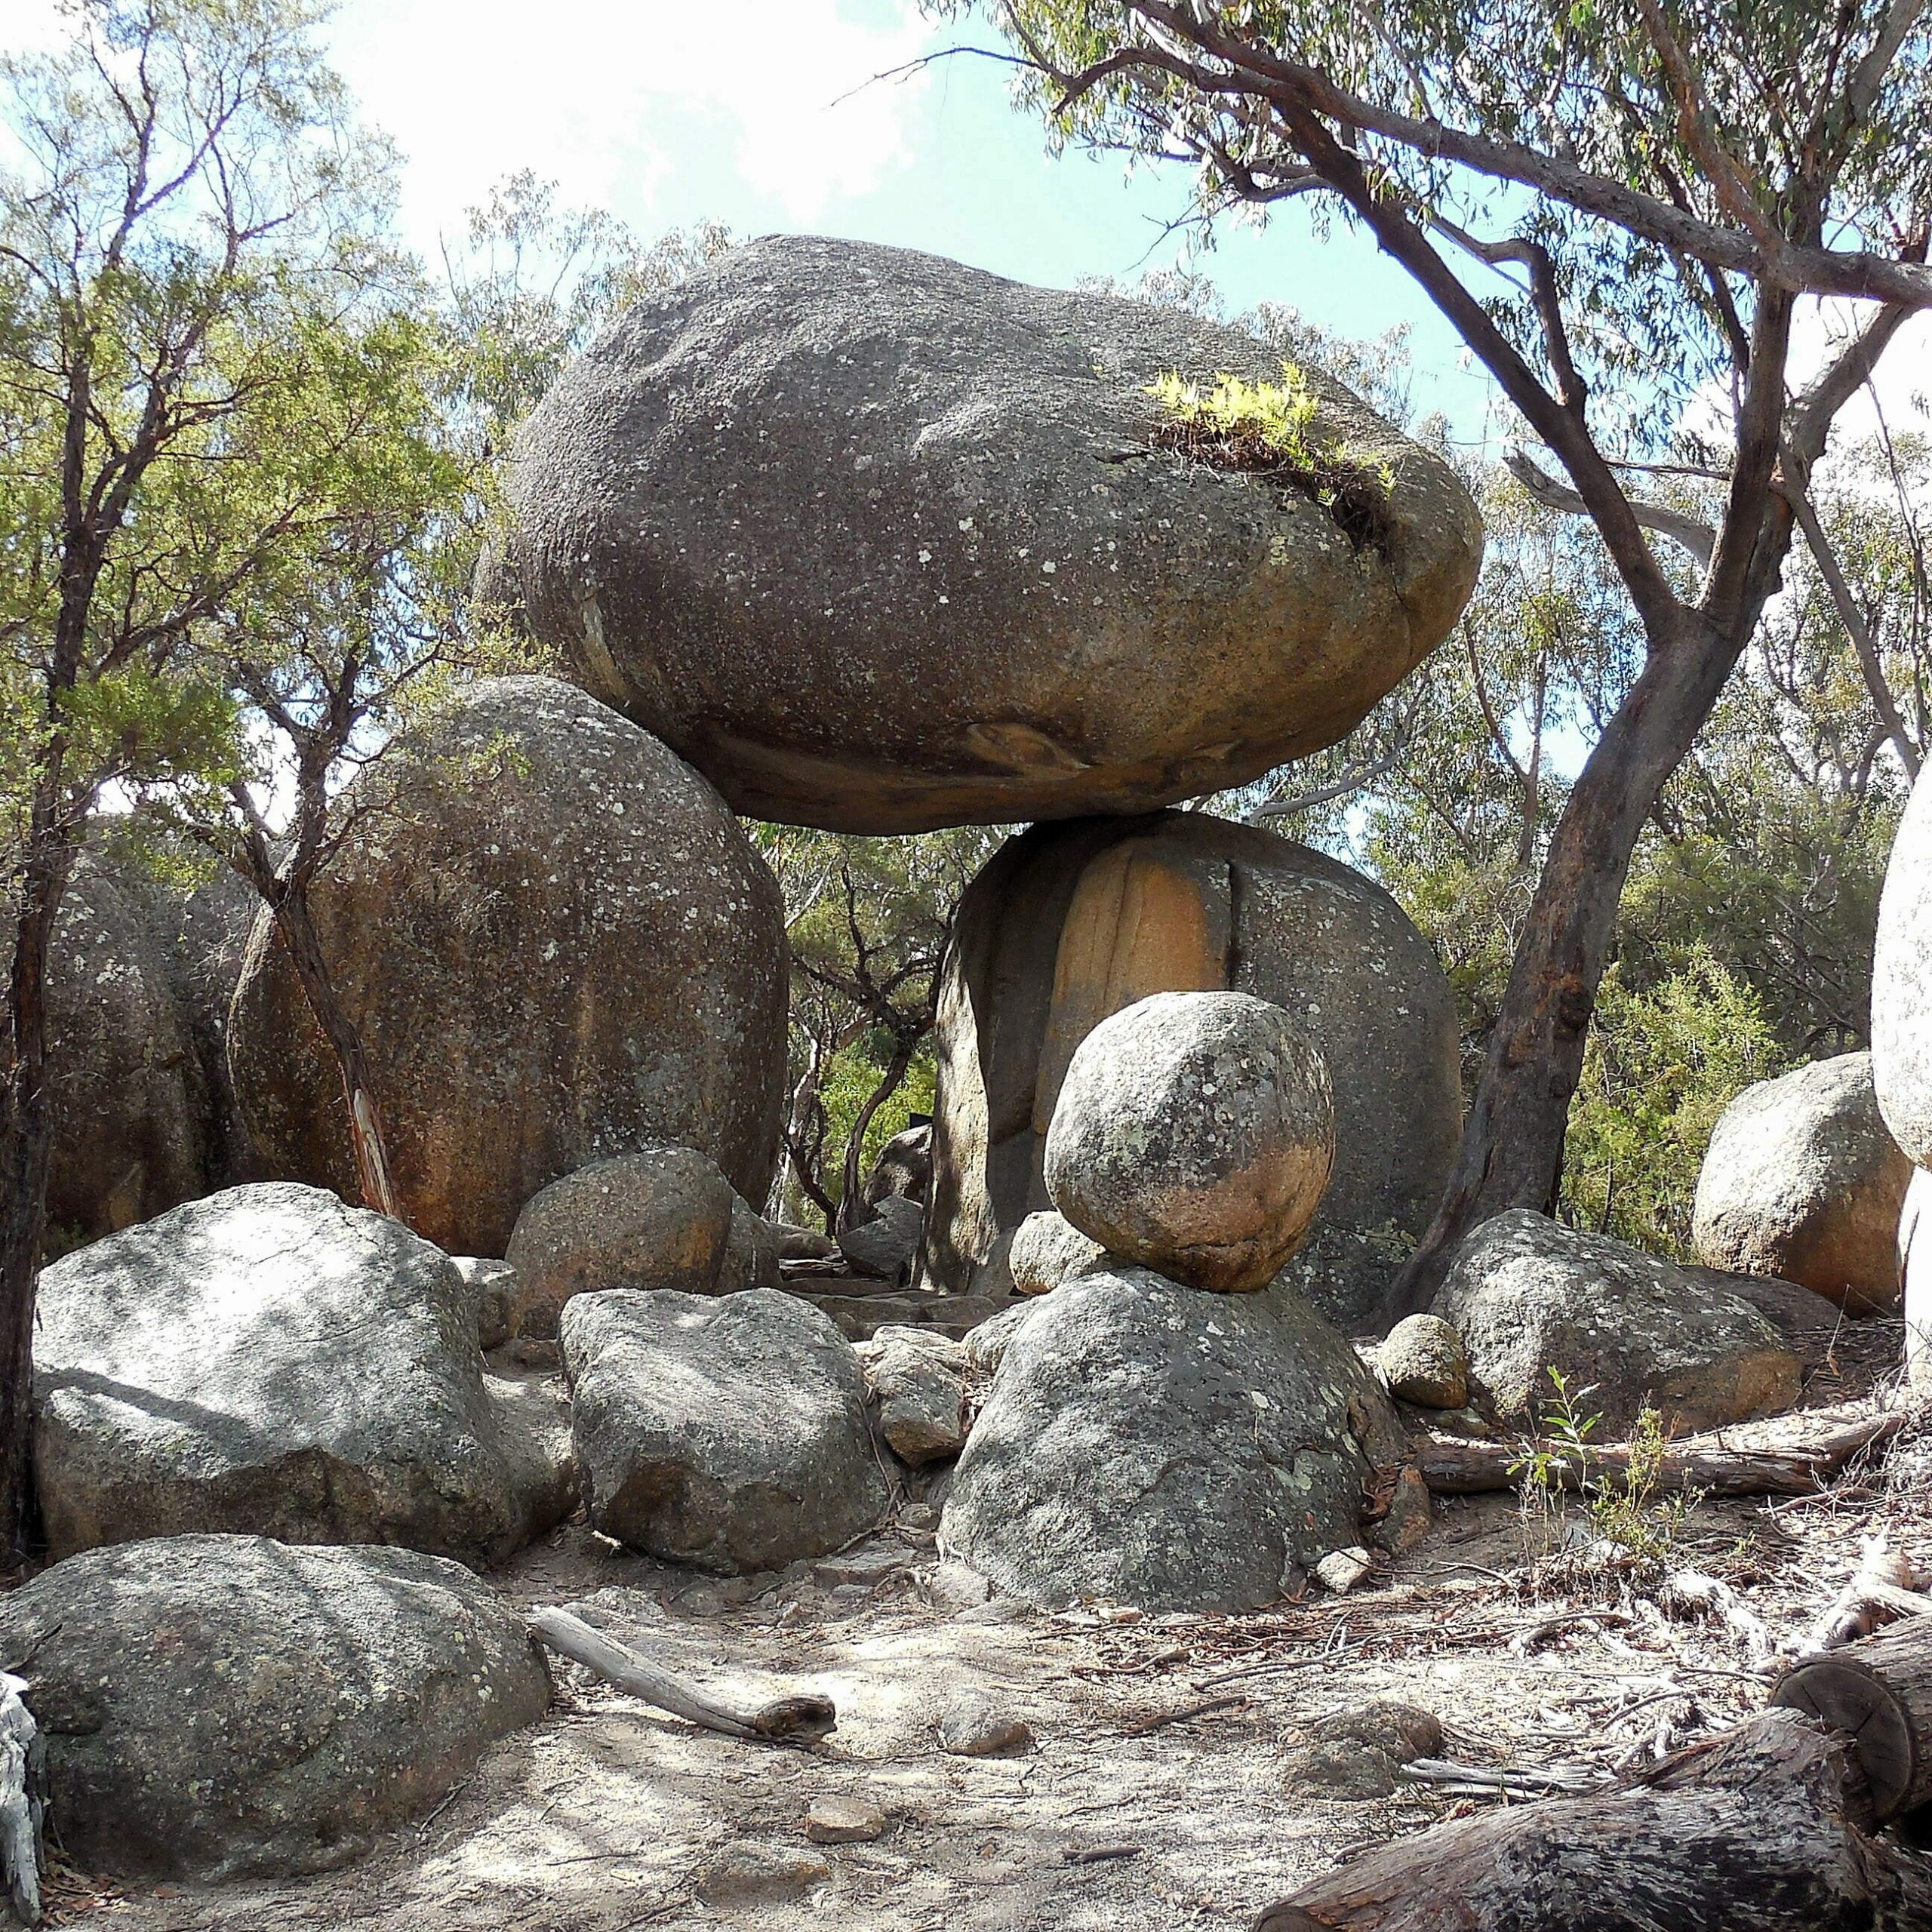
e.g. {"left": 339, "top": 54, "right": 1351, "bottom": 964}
{"left": 1380, "top": 611, "right": 1752, "bottom": 1324}
{"left": 270, "top": 891, "right": 399, "bottom": 1220}
{"left": 1254, "top": 1708, "right": 1932, "bottom": 1931}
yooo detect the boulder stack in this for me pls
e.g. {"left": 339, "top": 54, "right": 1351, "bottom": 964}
{"left": 482, "top": 235, "right": 1481, "bottom": 835}
{"left": 928, "top": 811, "right": 1461, "bottom": 1325}
{"left": 229, "top": 675, "right": 788, "bottom": 1257}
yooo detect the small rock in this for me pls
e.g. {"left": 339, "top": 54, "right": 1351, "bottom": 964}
{"left": 1373, "top": 1466, "right": 1433, "bottom": 1557}
{"left": 451, "top": 1256, "right": 531, "bottom": 1351}
{"left": 804, "top": 1797, "right": 887, "bottom": 1845}
{"left": 693, "top": 1843, "right": 829, "bottom": 1904}
{"left": 859, "top": 1327, "right": 968, "bottom": 1464}
{"left": 838, "top": 1195, "right": 924, "bottom": 1282}
{"left": 1282, "top": 1703, "right": 1443, "bottom": 1801}
{"left": 936, "top": 1696, "right": 1033, "bottom": 1757}
{"left": 1313, "top": 1547, "right": 1374, "bottom": 1594}
{"left": 1044, "top": 991, "right": 1334, "bottom": 1293}
{"left": 1008, "top": 1211, "right": 1106, "bottom": 1297}
{"left": 1378, "top": 1313, "right": 1469, "bottom": 1409}
{"left": 900, "top": 1502, "right": 940, "bottom": 1531}
{"left": 812, "top": 1547, "right": 906, "bottom": 1591}
{"left": 918, "top": 1559, "right": 992, "bottom": 1611}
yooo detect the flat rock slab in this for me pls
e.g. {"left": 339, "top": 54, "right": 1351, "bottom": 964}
{"left": 33, "top": 1183, "right": 576, "bottom": 1563}
{"left": 561, "top": 1287, "right": 888, "bottom": 1573}
{"left": 0, "top": 1536, "right": 549, "bottom": 1881}
{"left": 940, "top": 1267, "right": 1406, "bottom": 1612}
{"left": 1435, "top": 1209, "right": 1802, "bottom": 1436}
{"left": 486, "top": 235, "right": 1481, "bottom": 834}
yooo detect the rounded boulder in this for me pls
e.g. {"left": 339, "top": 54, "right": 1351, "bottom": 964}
{"left": 1875, "top": 765, "right": 1932, "bottom": 1166}
{"left": 229, "top": 676, "right": 788, "bottom": 1256}
{"left": 1044, "top": 990, "right": 1334, "bottom": 1294}
{"left": 481, "top": 235, "right": 1482, "bottom": 834}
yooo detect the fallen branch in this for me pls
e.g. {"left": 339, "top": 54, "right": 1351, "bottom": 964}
{"left": 1417, "top": 1404, "right": 1907, "bottom": 1498}
{"left": 0, "top": 1673, "right": 42, "bottom": 1926}
{"left": 528, "top": 1607, "right": 837, "bottom": 1746}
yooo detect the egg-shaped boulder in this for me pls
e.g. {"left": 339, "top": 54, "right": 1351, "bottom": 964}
{"left": 481, "top": 236, "right": 1483, "bottom": 835}
{"left": 927, "top": 811, "right": 1462, "bottom": 1328}
{"left": 229, "top": 676, "right": 787, "bottom": 1255}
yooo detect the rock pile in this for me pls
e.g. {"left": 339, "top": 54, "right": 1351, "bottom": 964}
{"left": 928, "top": 811, "right": 1461, "bottom": 1325}
{"left": 941, "top": 989, "right": 1413, "bottom": 1612}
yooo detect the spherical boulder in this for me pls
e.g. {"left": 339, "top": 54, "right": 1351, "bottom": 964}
{"left": 1044, "top": 990, "right": 1333, "bottom": 1294}
{"left": 1377, "top": 1313, "right": 1469, "bottom": 1409}
{"left": 929, "top": 811, "right": 1460, "bottom": 1324}
{"left": 481, "top": 235, "right": 1482, "bottom": 835}
{"left": 505, "top": 1147, "right": 737, "bottom": 1337}
{"left": 1691, "top": 1053, "right": 1909, "bottom": 1312}
{"left": 1875, "top": 765, "right": 1932, "bottom": 1166}
{"left": 229, "top": 676, "right": 788, "bottom": 1256}
{"left": 1008, "top": 1210, "right": 1107, "bottom": 1297}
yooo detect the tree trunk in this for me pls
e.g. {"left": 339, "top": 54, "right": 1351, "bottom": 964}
{"left": 1380, "top": 611, "right": 1751, "bottom": 1324}
{"left": 1776, "top": 1618, "right": 1932, "bottom": 1823}
{"left": 0, "top": 791, "right": 76, "bottom": 1563}
{"left": 270, "top": 890, "right": 400, "bottom": 1220}
{"left": 835, "top": 1029, "right": 919, "bottom": 1235}
{"left": 1254, "top": 1708, "right": 1932, "bottom": 1931}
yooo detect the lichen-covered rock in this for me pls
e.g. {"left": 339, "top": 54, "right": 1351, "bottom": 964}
{"left": 0, "top": 1535, "right": 548, "bottom": 1880}
{"left": 33, "top": 1183, "right": 575, "bottom": 1562}
{"left": 1435, "top": 1210, "right": 1801, "bottom": 1436}
{"left": 856, "top": 1327, "right": 967, "bottom": 1465}
{"left": 560, "top": 1287, "right": 888, "bottom": 1572}
{"left": 43, "top": 860, "right": 213, "bottom": 1243}
{"left": 838, "top": 1194, "right": 924, "bottom": 1283}
{"left": 1692, "top": 1053, "right": 1909, "bottom": 1312}
{"left": 940, "top": 1267, "right": 1406, "bottom": 1611}
{"left": 724, "top": 1195, "right": 784, "bottom": 1290}
{"left": 482, "top": 236, "right": 1482, "bottom": 835}
{"left": 229, "top": 676, "right": 787, "bottom": 1256}
{"left": 504, "top": 1147, "right": 737, "bottom": 1337}
{"left": 928, "top": 811, "right": 1460, "bottom": 1326}
{"left": 863, "top": 1121, "right": 932, "bottom": 1208}
{"left": 1008, "top": 1211, "right": 1107, "bottom": 1297}
{"left": 1044, "top": 991, "right": 1333, "bottom": 1294}
{"left": 1875, "top": 767, "right": 1932, "bottom": 1166}
{"left": 1377, "top": 1313, "right": 1469, "bottom": 1409}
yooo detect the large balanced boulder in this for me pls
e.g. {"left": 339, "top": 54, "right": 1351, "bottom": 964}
{"left": 1044, "top": 990, "right": 1333, "bottom": 1293}
{"left": 505, "top": 1146, "right": 737, "bottom": 1337}
{"left": 1903, "top": 1168, "right": 1932, "bottom": 1395}
{"left": 229, "top": 676, "right": 787, "bottom": 1257}
{"left": 42, "top": 860, "right": 214, "bottom": 1244}
{"left": 1691, "top": 1053, "right": 1910, "bottom": 1312}
{"left": 1875, "top": 764, "right": 1932, "bottom": 1166}
{"left": 928, "top": 811, "right": 1461, "bottom": 1325}
{"left": 481, "top": 236, "right": 1482, "bottom": 835}
{"left": 0, "top": 1535, "right": 549, "bottom": 1880}
{"left": 560, "top": 1287, "right": 888, "bottom": 1572}
{"left": 940, "top": 1268, "right": 1407, "bottom": 1611}
{"left": 1435, "top": 1210, "right": 1801, "bottom": 1436}
{"left": 33, "top": 1183, "right": 575, "bottom": 1562}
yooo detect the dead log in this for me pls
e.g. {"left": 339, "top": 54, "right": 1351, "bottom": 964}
{"left": 1776, "top": 1617, "right": 1932, "bottom": 1823}
{"left": 1416, "top": 1404, "right": 1905, "bottom": 1498}
{"left": 528, "top": 1607, "right": 836, "bottom": 1745}
{"left": 1253, "top": 1708, "right": 1932, "bottom": 1930}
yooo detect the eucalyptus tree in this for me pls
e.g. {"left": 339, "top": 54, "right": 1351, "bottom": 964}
{"left": 0, "top": 0, "right": 405, "bottom": 1553}
{"left": 961, "top": 0, "right": 1932, "bottom": 1315}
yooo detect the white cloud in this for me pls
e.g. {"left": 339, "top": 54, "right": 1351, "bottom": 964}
{"left": 325, "top": 0, "right": 937, "bottom": 245}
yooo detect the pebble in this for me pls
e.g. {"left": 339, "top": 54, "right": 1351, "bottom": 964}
{"left": 1313, "top": 1547, "right": 1374, "bottom": 1594}
{"left": 804, "top": 1796, "right": 888, "bottom": 1844}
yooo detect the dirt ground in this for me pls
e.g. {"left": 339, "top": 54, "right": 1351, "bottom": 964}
{"left": 38, "top": 1315, "right": 1927, "bottom": 1932}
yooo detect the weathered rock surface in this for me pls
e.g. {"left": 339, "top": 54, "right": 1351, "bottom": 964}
{"left": 1378, "top": 1313, "right": 1469, "bottom": 1409}
{"left": 1281, "top": 1702, "right": 1443, "bottom": 1800}
{"left": 838, "top": 1194, "right": 924, "bottom": 1282}
{"left": 1692, "top": 1053, "right": 1909, "bottom": 1312}
{"left": 1875, "top": 764, "right": 1932, "bottom": 1166}
{"left": 863, "top": 1121, "right": 932, "bottom": 1208}
{"left": 229, "top": 676, "right": 787, "bottom": 1255}
{"left": 34, "top": 1183, "right": 576, "bottom": 1561}
{"left": 1044, "top": 990, "right": 1334, "bottom": 1294}
{"left": 1434, "top": 1210, "right": 1801, "bottom": 1436}
{"left": 724, "top": 1195, "right": 784, "bottom": 1290}
{"left": 855, "top": 1327, "right": 967, "bottom": 1465}
{"left": 0, "top": 1535, "right": 549, "bottom": 1880}
{"left": 560, "top": 1287, "right": 888, "bottom": 1572}
{"left": 928, "top": 811, "right": 1461, "bottom": 1326}
{"left": 505, "top": 1147, "right": 736, "bottom": 1337}
{"left": 43, "top": 860, "right": 213, "bottom": 1244}
{"left": 1008, "top": 1210, "right": 1107, "bottom": 1297}
{"left": 482, "top": 236, "right": 1482, "bottom": 835}
{"left": 1904, "top": 1168, "right": 1932, "bottom": 1395}
{"left": 941, "top": 1267, "right": 1406, "bottom": 1611}
{"left": 452, "top": 1256, "right": 531, "bottom": 1351}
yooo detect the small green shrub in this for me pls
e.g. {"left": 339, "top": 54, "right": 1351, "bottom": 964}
{"left": 1146, "top": 362, "right": 1392, "bottom": 546}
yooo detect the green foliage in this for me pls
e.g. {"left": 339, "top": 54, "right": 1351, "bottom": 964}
{"left": 1561, "top": 953, "right": 1788, "bottom": 1257}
